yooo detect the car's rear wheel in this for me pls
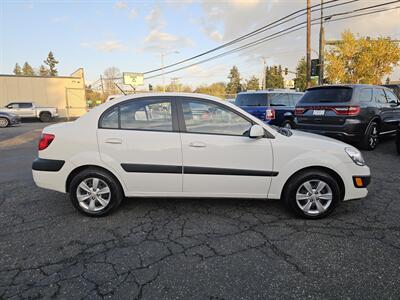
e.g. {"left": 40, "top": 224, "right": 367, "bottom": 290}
{"left": 0, "top": 117, "right": 9, "bottom": 128}
{"left": 40, "top": 112, "right": 52, "bottom": 122}
{"left": 360, "top": 122, "right": 379, "bottom": 150}
{"left": 283, "top": 170, "right": 341, "bottom": 219}
{"left": 282, "top": 120, "right": 294, "bottom": 129}
{"left": 69, "top": 168, "right": 123, "bottom": 217}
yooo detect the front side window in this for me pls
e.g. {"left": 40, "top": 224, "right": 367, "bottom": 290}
{"left": 374, "top": 89, "right": 388, "bottom": 104}
{"left": 7, "top": 103, "right": 18, "bottom": 109}
{"left": 120, "top": 99, "right": 173, "bottom": 131}
{"left": 182, "top": 100, "right": 252, "bottom": 136}
{"left": 384, "top": 89, "right": 399, "bottom": 104}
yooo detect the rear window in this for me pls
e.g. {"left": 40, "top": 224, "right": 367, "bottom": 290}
{"left": 299, "top": 87, "right": 353, "bottom": 103}
{"left": 235, "top": 93, "right": 292, "bottom": 106}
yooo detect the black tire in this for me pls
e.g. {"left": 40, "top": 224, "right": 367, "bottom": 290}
{"left": 359, "top": 121, "right": 379, "bottom": 151}
{"left": 69, "top": 168, "right": 123, "bottom": 217}
{"left": 0, "top": 117, "right": 9, "bottom": 128}
{"left": 39, "top": 112, "right": 52, "bottom": 122}
{"left": 283, "top": 169, "right": 341, "bottom": 219}
{"left": 282, "top": 120, "right": 294, "bottom": 129}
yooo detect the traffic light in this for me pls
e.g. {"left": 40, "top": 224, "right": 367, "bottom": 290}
{"left": 284, "top": 68, "right": 288, "bottom": 75}
{"left": 311, "top": 59, "right": 320, "bottom": 77}
{"left": 149, "top": 84, "right": 153, "bottom": 91}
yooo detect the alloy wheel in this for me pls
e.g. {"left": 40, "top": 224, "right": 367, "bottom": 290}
{"left": 295, "top": 180, "right": 333, "bottom": 216}
{"left": 369, "top": 126, "right": 379, "bottom": 149}
{"left": 76, "top": 177, "right": 111, "bottom": 212}
{"left": 0, "top": 118, "right": 9, "bottom": 128}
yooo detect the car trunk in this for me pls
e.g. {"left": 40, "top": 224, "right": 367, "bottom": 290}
{"left": 295, "top": 87, "right": 356, "bottom": 126}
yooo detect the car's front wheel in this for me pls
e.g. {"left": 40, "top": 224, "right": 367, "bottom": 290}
{"left": 69, "top": 168, "right": 123, "bottom": 217}
{"left": 283, "top": 170, "right": 341, "bottom": 219}
{"left": 0, "top": 117, "right": 9, "bottom": 128}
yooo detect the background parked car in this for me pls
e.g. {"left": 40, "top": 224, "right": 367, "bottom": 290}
{"left": 396, "top": 124, "right": 400, "bottom": 154}
{"left": 235, "top": 90, "right": 304, "bottom": 128}
{"left": 0, "top": 111, "right": 21, "bottom": 128}
{"left": 295, "top": 84, "right": 400, "bottom": 150}
{"left": 0, "top": 102, "right": 58, "bottom": 122}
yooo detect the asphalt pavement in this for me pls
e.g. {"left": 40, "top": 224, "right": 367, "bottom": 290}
{"left": 0, "top": 122, "right": 399, "bottom": 299}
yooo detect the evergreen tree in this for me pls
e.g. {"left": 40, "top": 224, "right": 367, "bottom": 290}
{"left": 244, "top": 76, "right": 260, "bottom": 91}
{"left": 13, "top": 63, "right": 22, "bottom": 75}
{"left": 226, "top": 66, "right": 242, "bottom": 96}
{"left": 44, "top": 51, "right": 59, "bottom": 76}
{"left": 22, "top": 62, "right": 35, "bottom": 76}
{"left": 39, "top": 65, "right": 49, "bottom": 76}
{"left": 265, "top": 65, "right": 284, "bottom": 89}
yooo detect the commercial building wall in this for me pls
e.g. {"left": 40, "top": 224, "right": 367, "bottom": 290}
{"left": 0, "top": 68, "right": 87, "bottom": 118}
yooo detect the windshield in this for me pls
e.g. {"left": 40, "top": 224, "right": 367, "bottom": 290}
{"left": 299, "top": 87, "right": 353, "bottom": 103}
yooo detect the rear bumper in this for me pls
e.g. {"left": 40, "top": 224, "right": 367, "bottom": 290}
{"left": 295, "top": 119, "right": 367, "bottom": 142}
{"left": 32, "top": 158, "right": 70, "bottom": 193}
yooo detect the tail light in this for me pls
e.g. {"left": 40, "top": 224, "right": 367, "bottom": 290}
{"left": 265, "top": 108, "right": 275, "bottom": 120}
{"left": 294, "top": 107, "right": 306, "bottom": 115}
{"left": 39, "top": 133, "right": 55, "bottom": 151}
{"left": 333, "top": 106, "right": 360, "bottom": 116}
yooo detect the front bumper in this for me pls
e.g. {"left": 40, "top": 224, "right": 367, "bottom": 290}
{"left": 10, "top": 117, "right": 21, "bottom": 125}
{"left": 339, "top": 163, "right": 370, "bottom": 201}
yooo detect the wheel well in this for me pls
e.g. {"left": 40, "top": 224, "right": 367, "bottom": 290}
{"left": 281, "top": 166, "right": 345, "bottom": 201}
{"left": 40, "top": 111, "right": 51, "bottom": 116}
{"left": 65, "top": 165, "right": 125, "bottom": 196}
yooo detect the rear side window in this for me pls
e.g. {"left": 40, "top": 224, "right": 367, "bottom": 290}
{"left": 269, "top": 93, "right": 290, "bottom": 106}
{"left": 235, "top": 94, "right": 268, "bottom": 106}
{"left": 100, "top": 106, "right": 119, "bottom": 129}
{"left": 120, "top": 100, "right": 172, "bottom": 131}
{"left": 374, "top": 89, "right": 388, "bottom": 104}
{"left": 19, "top": 103, "right": 33, "bottom": 108}
{"left": 299, "top": 87, "right": 353, "bottom": 103}
{"left": 359, "top": 88, "right": 373, "bottom": 102}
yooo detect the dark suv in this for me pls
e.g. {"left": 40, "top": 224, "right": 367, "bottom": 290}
{"left": 235, "top": 90, "right": 304, "bottom": 128}
{"left": 295, "top": 85, "right": 400, "bottom": 150}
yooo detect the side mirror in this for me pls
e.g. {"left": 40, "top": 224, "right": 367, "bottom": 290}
{"left": 249, "top": 124, "right": 265, "bottom": 138}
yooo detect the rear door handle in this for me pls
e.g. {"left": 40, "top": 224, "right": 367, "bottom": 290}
{"left": 189, "top": 142, "right": 206, "bottom": 148}
{"left": 105, "top": 138, "right": 122, "bottom": 144}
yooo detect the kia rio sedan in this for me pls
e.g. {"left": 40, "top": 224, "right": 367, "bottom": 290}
{"left": 32, "top": 93, "right": 370, "bottom": 219}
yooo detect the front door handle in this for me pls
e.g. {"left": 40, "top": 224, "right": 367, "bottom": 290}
{"left": 105, "top": 138, "right": 122, "bottom": 144}
{"left": 189, "top": 142, "right": 206, "bottom": 148}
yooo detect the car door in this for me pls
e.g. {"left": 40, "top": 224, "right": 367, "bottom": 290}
{"left": 97, "top": 97, "right": 183, "bottom": 196}
{"left": 384, "top": 89, "right": 400, "bottom": 130}
{"left": 18, "top": 103, "right": 36, "bottom": 117}
{"left": 373, "top": 88, "right": 394, "bottom": 132}
{"left": 178, "top": 97, "right": 274, "bottom": 197}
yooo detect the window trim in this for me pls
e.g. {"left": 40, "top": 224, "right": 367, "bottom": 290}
{"left": 98, "top": 96, "right": 179, "bottom": 132}
{"left": 176, "top": 97, "right": 266, "bottom": 138}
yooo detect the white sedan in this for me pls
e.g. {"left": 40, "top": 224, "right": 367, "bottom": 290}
{"left": 32, "top": 93, "right": 370, "bottom": 219}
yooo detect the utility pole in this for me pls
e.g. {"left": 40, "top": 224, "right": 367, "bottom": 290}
{"left": 261, "top": 56, "right": 268, "bottom": 90}
{"left": 318, "top": 0, "right": 325, "bottom": 85}
{"left": 161, "top": 51, "right": 179, "bottom": 93}
{"left": 100, "top": 75, "right": 105, "bottom": 94}
{"left": 306, "top": 0, "right": 311, "bottom": 88}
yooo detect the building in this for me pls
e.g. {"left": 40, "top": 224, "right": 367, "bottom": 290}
{"left": 0, "top": 68, "right": 87, "bottom": 118}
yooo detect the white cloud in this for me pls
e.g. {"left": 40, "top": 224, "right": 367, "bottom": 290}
{"left": 145, "top": 7, "right": 166, "bottom": 30}
{"left": 114, "top": 1, "right": 128, "bottom": 10}
{"left": 129, "top": 8, "right": 138, "bottom": 19}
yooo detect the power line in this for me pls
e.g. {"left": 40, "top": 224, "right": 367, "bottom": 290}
{"left": 144, "top": 1, "right": 400, "bottom": 80}
{"left": 143, "top": 0, "right": 361, "bottom": 75}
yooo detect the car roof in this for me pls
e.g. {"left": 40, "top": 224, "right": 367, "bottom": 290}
{"left": 237, "top": 90, "right": 303, "bottom": 95}
{"left": 307, "top": 84, "right": 388, "bottom": 90}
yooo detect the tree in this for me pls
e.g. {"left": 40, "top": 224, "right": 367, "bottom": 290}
{"left": 226, "top": 66, "right": 242, "bottom": 96}
{"left": 244, "top": 76, "right": 260, "bottom": 91}
{"left": 294, "top": 58, "right": 317, "bottom": 91}
{"left": 325, "top": 31, "right": 400, "bottom": 84}
{"left": 13, "top": 63, "right": 22, "bottom": 75}
{"left": 43, "top": 51, "right": 59, "bottom": 76}
{"left": 39, "top": 65, "right": 49, "bottom": 76}
{"left": 195, "top": 82, "right": 226, "bottom": 98}
{"left": 22, "top": 62, "right": 35, "bottom": 76}
{"left": 103, "top": 67, "right": 121, "bottom": 95}
{"left": 265, "top": 65, "right": 284, "bottom": 89}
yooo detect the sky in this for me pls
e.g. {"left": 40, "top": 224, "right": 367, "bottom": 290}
{"left": 1, "top": 0, "right": 400, "bottom": 89}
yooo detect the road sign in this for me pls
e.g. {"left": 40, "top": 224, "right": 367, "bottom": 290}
{"left": 123, "top": 72, "right": 144, "bottom": 86}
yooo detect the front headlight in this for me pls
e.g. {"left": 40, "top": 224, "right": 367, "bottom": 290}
{"left": 345, "top": 147, "right": 365, "bottom": 166}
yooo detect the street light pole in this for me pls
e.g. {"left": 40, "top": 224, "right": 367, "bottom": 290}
{"left": 161, "top": 51, "right": 179, "bottom": 93}
{"left": 318, "top": 0, "right": 325, "bottom": 85}
{"left": 306, "top": 0, "right": 311, "bottom": 88}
